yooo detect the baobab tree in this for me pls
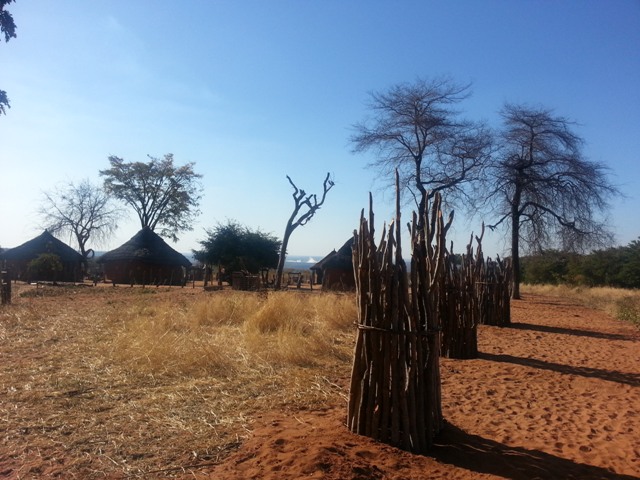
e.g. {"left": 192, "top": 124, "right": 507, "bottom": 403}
{"left": 274, "top": 173, "right": 334, "bottom": 290}
{"left": 485, "top": 103, "right": 619, "bottom": 299}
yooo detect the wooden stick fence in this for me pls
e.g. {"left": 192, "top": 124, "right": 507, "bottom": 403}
{"left": 347, "top": 179, "right": 451, "bottom": 454}
{"left": 440, "top": 232, "right": 484, "bottom": 359}
{"left": 476, "top": 255, "right": 512, "bottom": 327}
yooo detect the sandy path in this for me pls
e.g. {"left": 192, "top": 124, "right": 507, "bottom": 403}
{"left": 207, "top": 294, "right": 640, "bottom": 479}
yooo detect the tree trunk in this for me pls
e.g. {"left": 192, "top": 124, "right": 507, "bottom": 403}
{"left": 274, "top": 226, "right": 293, "bottom": 290}
{"left": 511, "top": 207, "right": 521, "bottom": 300}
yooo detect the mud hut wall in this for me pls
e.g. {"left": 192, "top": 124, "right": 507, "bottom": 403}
{"left": 102, "top": 260, "right": 186, "bottom": 286}
{"left": 3, "top": 259, "right": 82, "bottom": 283}
{"left": 323, "top": 267, "right": 356, "bottom": 291}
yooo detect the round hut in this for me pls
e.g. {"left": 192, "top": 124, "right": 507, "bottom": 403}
{"left": 0, "top": 230, "right": 84, "bottom": 283}
{"left": 97, "top": 227, "right": 191, "bottom": 286}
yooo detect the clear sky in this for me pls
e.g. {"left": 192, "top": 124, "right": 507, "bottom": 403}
{"left": 1, "top": 0, "right": 639, "bottom": 258}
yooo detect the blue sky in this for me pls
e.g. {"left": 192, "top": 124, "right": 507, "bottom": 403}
{"left": 1, "top": 0, "right": 639, "bottom": 258}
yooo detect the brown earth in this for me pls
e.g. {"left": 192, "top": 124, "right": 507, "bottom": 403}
{"left": 206, "top": 295, "right": 640, "bottom": 480}
{"left": 1, "top": 286, "right": 639, "bottom": 479}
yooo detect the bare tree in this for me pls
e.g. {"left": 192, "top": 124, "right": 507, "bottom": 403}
{"left": 274, "top": 173, "right": 334, "bottom": 290}
{"left": 351, "top": 76, "right": 493, "bottom": 221}
{"left": 39, "top": 179, "right": 121, "bottom": 260}
{"left": 100, "top": 154, "right": 203, "bottom": 242}
{"left": 485, "top": 103, "right": 619, "bottom": 299}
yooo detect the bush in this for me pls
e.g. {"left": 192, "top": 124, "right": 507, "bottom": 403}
{"left": 27, "top": 253, "right": 63, "bottom": 282}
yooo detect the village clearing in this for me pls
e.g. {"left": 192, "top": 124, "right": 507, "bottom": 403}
{"left": 0, "top": 283, "right": 638, "bottom": 479}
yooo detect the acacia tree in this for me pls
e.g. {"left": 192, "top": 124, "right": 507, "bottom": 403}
{"left": 100, "top": 154, "right": 203, "bottom": 242}
{"left": 351, "top": 76, "right": 493, "bottom": 220}
{"left": 39, "top": 179, "right": 121, "bottom": 260}
{"left": 274, "top": 173, "right": 334, "bottom": 290}
{"left": 485, "top": 103, "right": 619, "bottom": 299}
{"left": 194, "top": 220, "right": 281, "bottom": 276}
{"left": 1, "top": 0, "right": 17, "bottom": 115}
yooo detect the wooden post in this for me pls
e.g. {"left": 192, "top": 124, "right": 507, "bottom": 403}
{"left": 1, "top": 269, "right": 11, "bottom": 305}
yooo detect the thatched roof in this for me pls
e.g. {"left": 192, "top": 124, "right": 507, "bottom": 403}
{"left": 311, "top": 237, "right": 354, "bottom": 271}
{"left": 97, "top": 227, "right": 191, "bottom": 267}
{"left": 0, "top": 231, "right": 83, "bottom": 263}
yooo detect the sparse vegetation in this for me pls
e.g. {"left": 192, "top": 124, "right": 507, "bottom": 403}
{"left": 522, "top": 283, "right": 640, "bottom": 328}
{"left": 0, "top": 285, "right": 357, "bottom": 477}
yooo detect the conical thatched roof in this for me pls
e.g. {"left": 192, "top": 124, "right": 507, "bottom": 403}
{"left": 97, "top": 227, "right": 191, "bottom": 267}
{"left": 311, "top": 237, "right": 354, "bottom": 271}
{"left": 0, "top": 231, "right": 83, "bottom": 262}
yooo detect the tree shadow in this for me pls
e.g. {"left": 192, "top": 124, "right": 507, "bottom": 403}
{"left": 509, "top": 322, "right": 636, "bottom": 342}
{"left": 478, "top": 352, "right": 640, "bottom": 387}
{"left": 516, "top": 296, "right": 584, "bottom": 308}
{"left": 431, "top": 421, "right": 638, "bottom": 480}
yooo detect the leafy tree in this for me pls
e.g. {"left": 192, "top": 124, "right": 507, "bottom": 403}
{"left": 485, "top": 104, "right": 619, "bottom": 299}
{"left": 194, "top": 220, "right": 281, "bottom": 275}
{"left": 1, "top": 0, "right": 17, "bottom": 116}
{"left": 351, "top": 76, "right": 492, "bottom": 219}
{"left": 100, "top": 154, "right": 203, "bottom": 242}
{"left": 274, "top": 173, "right": 334, "bottom": 290}
{"left": 39, "top": 179, "right": 121, "bottom": 260}
{"left": 618, "top": 238, "right": 640, "bottom": 288}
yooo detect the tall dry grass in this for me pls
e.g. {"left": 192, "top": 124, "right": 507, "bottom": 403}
{"left": 0, "top": 286, "right": 359, "bottom": 477}
{"left": 522, "top": 283, "right": 640, "bottom": 328}
{"left": 109, "top": 290, "right": 358, "bottom": 377}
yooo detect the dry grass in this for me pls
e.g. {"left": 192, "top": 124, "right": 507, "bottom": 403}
{"left": 522, "top": 283, "right": 640, "bottom": 327}
{"left": 0, "top": 285, "right": 357, "bottom": 478}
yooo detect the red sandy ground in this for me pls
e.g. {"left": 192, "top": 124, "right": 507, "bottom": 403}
{"left": 1, "top": 291, "right": 638, "bottom": 479}
{"left": 206, "top": 295, "right": 639, "bottom": 480}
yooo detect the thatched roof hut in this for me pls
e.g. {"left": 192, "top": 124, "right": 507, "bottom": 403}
{"left": 97, "top": 227, "right": 191, "bottom": 286}
{"left": 0, "top": 230, "right": 84, "bottom": 282}
{"left": 310, "top": 237, "right": 355, "bottom": 291}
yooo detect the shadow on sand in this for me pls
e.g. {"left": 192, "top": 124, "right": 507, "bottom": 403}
{"left": 478, "top": 352, "right": 640, "bottom": 387}
{"left": 432, "top": 421, "right": 637, "bottom": 480}
{"left": 509, "top": 322, "right": 636, "bottom": 342}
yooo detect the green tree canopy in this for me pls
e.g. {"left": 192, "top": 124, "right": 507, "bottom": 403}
{"left": 194, "top": 220, "right": 281, "bottom": 274}
{"left": 100, "top": 154, "right": 203, "bottom": 242}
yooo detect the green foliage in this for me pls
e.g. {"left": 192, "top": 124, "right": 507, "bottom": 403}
{"left": 194, "top": 220, "right": 281, "bottom": 274}
{"left": 0, "top": 0, "right": 16, "bottom": 43}
{"left": 521, "top": 237, "right": 640, "bottom": 289}
{"left": 1, "top": 0, "right": 16, "bottom": 116}
{"left": 521, "top": 250, "right": 572, "bottom": 285}
{"left": 100, "top": 154, "right": 203, "bottom": 242}
{"left": 27, "top": 253, "right": 63, "bottom": 281}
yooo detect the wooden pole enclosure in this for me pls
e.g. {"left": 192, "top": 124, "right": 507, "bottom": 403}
{"left": 440, "top": 231, "right": 485, "bottom": 360}
{"left": 440, "top": 223, "right": 512, "bottom": 359}
{"left": 476, "top": 254, "right": 512, "bottom": 327}
{"left": 347, "top": 174, "right": 451, "bottom": 454}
